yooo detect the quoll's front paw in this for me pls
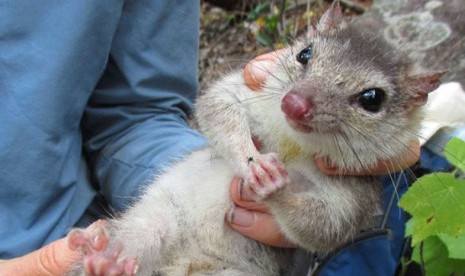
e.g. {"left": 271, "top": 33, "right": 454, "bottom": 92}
{"left": 67, "top": 220, "right": 138, "bottom": 276}
{"left": 245, "top": 153, "right": 290, "bottom": 201}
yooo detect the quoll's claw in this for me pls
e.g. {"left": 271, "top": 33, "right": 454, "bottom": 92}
{"left": 68, "top": 220, "right": 110, "bottom": 253}
{"left": 67, "top": 220, "right": 138, "bottom": 276}
{"left": 246, "top": 153, "right": 290, "bottom": 201}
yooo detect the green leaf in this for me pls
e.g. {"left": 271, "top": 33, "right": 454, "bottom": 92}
{"left": 412, "top": 236, "right": 465, "bottom": 276}
{"left": 405, "top": 218, "right": 414, "bottom": 237}
{"left": 256, "top": 32, "right": 273, "bottom": 47}
{"left": 438, "top": 232, "right": 465, "bottom": 260}
{"left": 399, "top": 172, "right": 465, "bottom": 245}
{"left": 265, "top": 16, "right": 278, "bottom": 32}
{"left": 247, "top": 2, "right": 269, "bottom": 21}
{"left": 444, "top": 137, "right": 465, "bottom": 172}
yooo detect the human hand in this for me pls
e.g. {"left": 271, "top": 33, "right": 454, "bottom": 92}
{"left": 226, "top": 176, "right": 295, "bottom": 248}
{"left": 225, "top": 51, "right": 421, "bottom": 248}
{"left": 314, "top": 139, "right": 420, "bottom": 175}
{"left": 0, "top": 236, "right": 80, "bottom": 276}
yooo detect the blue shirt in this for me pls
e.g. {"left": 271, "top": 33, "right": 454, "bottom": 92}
{"left": 0, "top": 0, "right": 206, "bottom": 258}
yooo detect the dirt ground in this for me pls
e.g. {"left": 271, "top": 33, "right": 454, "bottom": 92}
{"left": 198, "top": 0, "right": 372, "bottom": 90}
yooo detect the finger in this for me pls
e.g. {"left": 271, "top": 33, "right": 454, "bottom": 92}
{"left": 230, "top": 176, "right": 268, "bottom": 212}
{"left": 0, "top": 237, "right": 81, "bottom": 276}
{"left": 316, "top": 139, "right": 421, "bottom": 176}
{"left": 244, "top": 50, "right": 285, "bottom": 91}
{"left": 226, "top": 206, "right": 295, "bottom": 248}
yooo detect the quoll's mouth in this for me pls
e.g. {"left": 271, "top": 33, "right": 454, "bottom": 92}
{"left": 284, "top": 115, "right": 313, "bottom": 133}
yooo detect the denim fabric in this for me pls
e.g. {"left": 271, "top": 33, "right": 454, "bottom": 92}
{"left": 0, "top": 0, "right": 206, "bottom": 258}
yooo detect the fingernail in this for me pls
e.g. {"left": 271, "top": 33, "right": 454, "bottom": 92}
{"left": 238, "top": 178, "right": 244, "bottom": 201}
{"left": 238, "top": 179, "right": 255, "bottom": 202}
{"left": 249, "top": 60, "right": 274, "bottom": 79}
{"left": 244, "top": 60, "right": 275, "bottom": 91}
{"left": 227, "top": 206, "right": 255, "bottom": 227}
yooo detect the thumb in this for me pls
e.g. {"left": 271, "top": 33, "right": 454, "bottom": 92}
{"left": 244, "top": 50, "right": 284, "bottom": 91}
{"left": 0, "top": 236, "right": 81, "bottom": 276}
{"left": 226, "top": 206, "right": 295, "bottom": 248}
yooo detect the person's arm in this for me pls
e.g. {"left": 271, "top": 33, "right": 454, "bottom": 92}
{"left": 0, "top": 1, "right": 206, "bottom": 274}
{"left": 81, "top": 0, "right": 206, "bottom": 211}
{"left": 0, "top": 0, "right": 205, "bottom": 272}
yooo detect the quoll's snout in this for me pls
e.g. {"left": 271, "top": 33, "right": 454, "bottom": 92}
{"left": 281, "top": 92, "right": 313, "bottom": 121}
{"left": 281, "top": 91, "right": 314, "bottom": 133}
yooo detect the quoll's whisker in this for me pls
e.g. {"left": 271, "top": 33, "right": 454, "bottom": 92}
{"left": 337, "top": 121, "right": 392, "bottom": 158}
{"left": 332, "top": 132, "right": 351, "bottom": 172}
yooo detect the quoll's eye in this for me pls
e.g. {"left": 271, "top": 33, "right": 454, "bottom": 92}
{"left": 357, "top": 88, "right": 386, "bottom": 112}
{"left": 296, "top": 45, "right": 313, "bottom": 65}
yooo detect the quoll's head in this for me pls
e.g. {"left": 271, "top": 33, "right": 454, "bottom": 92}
{"left": 275, "top": 1, "right": 444, "bottom": 168}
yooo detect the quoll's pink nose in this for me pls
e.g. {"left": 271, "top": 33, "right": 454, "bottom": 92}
{"left": 281, "top": 92, "right": 313, "bottom": 121}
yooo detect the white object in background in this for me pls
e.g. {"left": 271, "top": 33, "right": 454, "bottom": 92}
{"left": 419, "top": 82, "right": 465, "bottom": 145}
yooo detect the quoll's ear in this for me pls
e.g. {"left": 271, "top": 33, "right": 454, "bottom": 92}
{"left": 317, "top": 1, "right": 343, "bottom": 32}
{"left": 404, "top": 71, "right": 446, "bottom": 107}
{"left": 306, "top": 25, "right": 317, "bottom": 39}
